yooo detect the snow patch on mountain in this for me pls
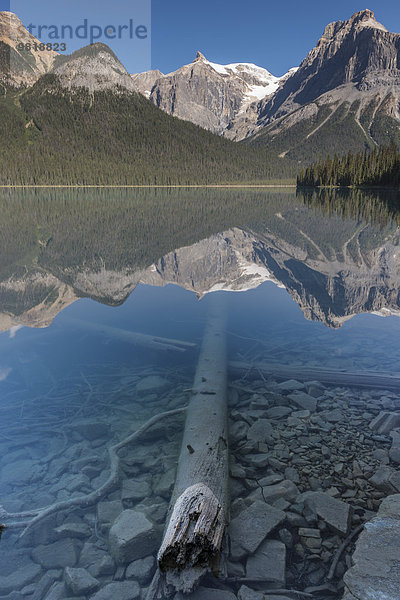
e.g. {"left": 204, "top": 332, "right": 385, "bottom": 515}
{"left": 201, "top": 57, "right": 298, "bottom": 111}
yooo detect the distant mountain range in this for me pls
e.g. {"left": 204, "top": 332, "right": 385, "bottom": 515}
{"left": 132, "top": 51, "right": 297, "bottom": 136}
{"left": 0, "top": 9, "right": 399, "bottom": 181}
{"left": 132, "top": 9, "right": 400, "bottom": 162}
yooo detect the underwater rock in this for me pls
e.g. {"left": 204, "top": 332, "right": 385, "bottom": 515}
{"left": 97, "top": 500, "right": 123, "bottom": 524}
{"left": 246, "top": 419, "right": 274, "bottom": 444}
{"left": 237, "top": 585, "right": 264, "bottom": 600}
{"left": 246, "top": 539, "right": 286, "bottom": 585}
{"left": 0, "top": 460, "right": 46, "bottom": 486}
{"left": 343, "top": 495, "right": 400, "bottom": 600}
{"left": 88, "top": 554, "right": 115, "bottom": 578}
{"left": 153, "top": 467, "right": 176, "bottom": 499}
{"left": 109, "top": 509, "right": 160, "bottom": 564}
{"left": 369, "top": 411, "right": 400, "bottom": 434}
{"left": 64, "top": 567, "right": 99, "bottom": 595}
{"left": 389, "top": 430, "right": 400, "bottom": 464}
{"left": 0, "top": 561, "right": 41, "bottom": 595}
{"left": 125, "top": 555, "right": 155, "bottom": 584}
{"left": 121, "top": 478, "right": 152, "bottom": 503}
{"left": 55, "top": 523, "right": 91, "bottom": 540}
{"left": 31, "top": 539, "right": 79, "bottom": 569}
{"left": 228, "top": 500, "right": 285, "bottom": 559}
{"left": 73, "top": 420, "right": 109, "bottom": 441}
{"left": 287, "top": 392, "right": 317, "bottom": 412}
{"left": 277, "top": 379, "right": 305, "bottom": 391}
{"left": 136, "top": 375, "right": 169, "bottom": 393}
{"left": 90, "top": 581, "right": 140, "bottom": 600}
{"left": 301, "top": 491, "right": 351, "bottom": 535}
{"left": 174, "top": 588, "right": 237, "bottom": 600}
{"left": 266, "top": 406, "right": 292, "bottom": 419}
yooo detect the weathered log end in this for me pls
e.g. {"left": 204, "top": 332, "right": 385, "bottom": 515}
{"left": 157, "top": 482, "right": 225, "bottom": 592}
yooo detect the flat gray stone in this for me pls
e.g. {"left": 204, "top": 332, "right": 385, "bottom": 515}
{"left": 287, "top": 392, "right": 317, "bottom": 412}
{"left": 378, "top": 494, "right": 400, "bottom": 519}
{"left": 343, "top": 494, "right": 400, "bottom": 600}
{"left": 79, "top": 542, "right": 108, "bottom": 569}
{"left": 74, "top": 420, "right": 109, "bottom": 441}
{"left": 30, "top": 572, "right": 61, "bottom": 600}
{"left": 305, "top": 381, "right": 325, "bottom": 397}
{"left": 175, "top": 588, "right": 237, "bottom": 600}
{"left": 266, "top": 407, "right": 292, "bottom": 419}
{"left": 262, "top": 480, "right": 299, "bottom": 504}
{"left": 389, "top": 430, "right": 400, "bottom": 464}
{"left": 246, "top": 539, "right": 286, "bottom": 586}
{"left": 64, "top": 568, "right": 99, "bottom": 595}
{"left": 88, "top": 555, "right": 115, "bottom": 578}
{"left": 122, "top": 478, "right": 151, "bottom": 502}
{"left": 245, "top": 453, "right": 270, "bottom": 469}
{"left": 302, "top": 491, "right": 351, "bottom": 535}
{"left": 277, "top": 379, "right": 305, "bottom": 391}
{"left": 109, "top": 509, "right": 160, "bottom": 564}
{"left": 126, "top": 556, "right": 155, "bottom": 584}
{"left": 1, "top": 460, "right": 46, "bottom": 486}
{"left": 31, "top": 539, "right": 78, "bottom": 569}
{"left": 285, "top": 466, "right": 300, "bottom": 483}
{"left": 55, "top": 523, "right": 91, "bottom": 540}
{"left": 97, "top": 500, "right": 123, "bottom": 523}
{"left": 369, "top": 411, "right": 400, "bottom": 434}
{"left": 0, "top": 561, "right": 41, "bottom": 594}
{"left": 299, "top": 527, "right": 321, "bottom": 538}
{"left": 228, "top": 501, "right": 285, "bottom": 560}
{"left": 153, "top": 467, "right": 176, "bottom": 498}
{"left": 369, "top": 466, "right": 400, "bottom": 493}
{"left": 136, "top": 375, "right": 168, "bottom": 393}
{"left": 247, "top": 419, "right": 274, "bottom": 444}
{"left": 322, "top": 408, "right": 343, "bottom": 423}
{"left": 90, "top": 581, "right": 140, "bottom": 600}
{"left": 238, "top": 586, "right": 264, "bottom": 600}
{"left": 43, "top": 582, "right": 67, "bottom": 600}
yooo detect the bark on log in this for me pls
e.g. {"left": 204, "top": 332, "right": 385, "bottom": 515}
{"left": 229, "top": 361, "right": 400, "bottom": 392}
{"left": 65, "top": 318, "right": 197, "bottom": 353}
{"left": 147, "top": 297, "right": 229, "bottom": 597}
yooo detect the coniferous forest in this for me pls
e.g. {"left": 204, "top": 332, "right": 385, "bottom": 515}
{"left": 297, "top": 144, "right": 400, "bottom": 188}
{"left": 0, "top": 77, "right": 296, "bottom": 185}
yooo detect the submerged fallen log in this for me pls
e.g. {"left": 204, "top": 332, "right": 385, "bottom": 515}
{"left": 229, "top": 361, "right": 400, "bottom": 392}
{"left": 147, "top": 297, "right": 229, "bottom": 598}
{"left": 65, "top": 318, "right": 197, "bottom": 353}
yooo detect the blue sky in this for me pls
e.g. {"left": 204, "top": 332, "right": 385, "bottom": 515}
{"left": 2, "top": 0, "right": 400, "bottom": 75}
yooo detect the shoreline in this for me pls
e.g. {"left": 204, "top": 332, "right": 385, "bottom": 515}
{"left": 0, "top": 184, "right": 297, "bottom": 189}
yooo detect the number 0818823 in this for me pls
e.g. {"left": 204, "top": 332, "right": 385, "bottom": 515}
{"left": 17, "top": 42, "right": 67, "bottom": 52}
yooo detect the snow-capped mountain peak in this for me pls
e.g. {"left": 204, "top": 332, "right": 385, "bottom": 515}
{"left": 130, "top": 51, "right": 298, "bottom": 136}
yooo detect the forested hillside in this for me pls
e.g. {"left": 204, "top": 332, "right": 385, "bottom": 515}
{"left": 0, "top": 77, "right": 296, "bottom": 185}
{"left": 297, "top": 144, "right": 400, "bottom": 188}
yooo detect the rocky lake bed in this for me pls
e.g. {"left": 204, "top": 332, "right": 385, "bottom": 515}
{"left": 1, "top": 362, "right": 400, "bottom": 600}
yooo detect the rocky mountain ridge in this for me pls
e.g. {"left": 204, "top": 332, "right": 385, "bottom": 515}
{"left": 50, "top": 43, "right": 136, "bottom": 92}
{"left": 0, "top": 11, "right": 57, "bottom": 87}
{"left": 130, "top": 9, "right": 400, "bottom": 159}
{"left": 1, "top": 213, "right": 399, "bottom": 331}
{"left": 1, "top": 9, "right": 400, "bottom": 166}
{"left": 131, "top": 51, "right": 296, "bottom": 135}
{"left": 245, "top": 9, "right": 400, "bottom": 160}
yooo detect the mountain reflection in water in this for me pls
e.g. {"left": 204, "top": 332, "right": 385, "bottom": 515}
{"left": 0, "top": 187, "right": 399, "bottom": 330}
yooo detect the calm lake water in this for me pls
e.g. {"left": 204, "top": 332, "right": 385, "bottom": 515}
{"left": 0, "top": 188, "right": 400, "bottom": 600}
